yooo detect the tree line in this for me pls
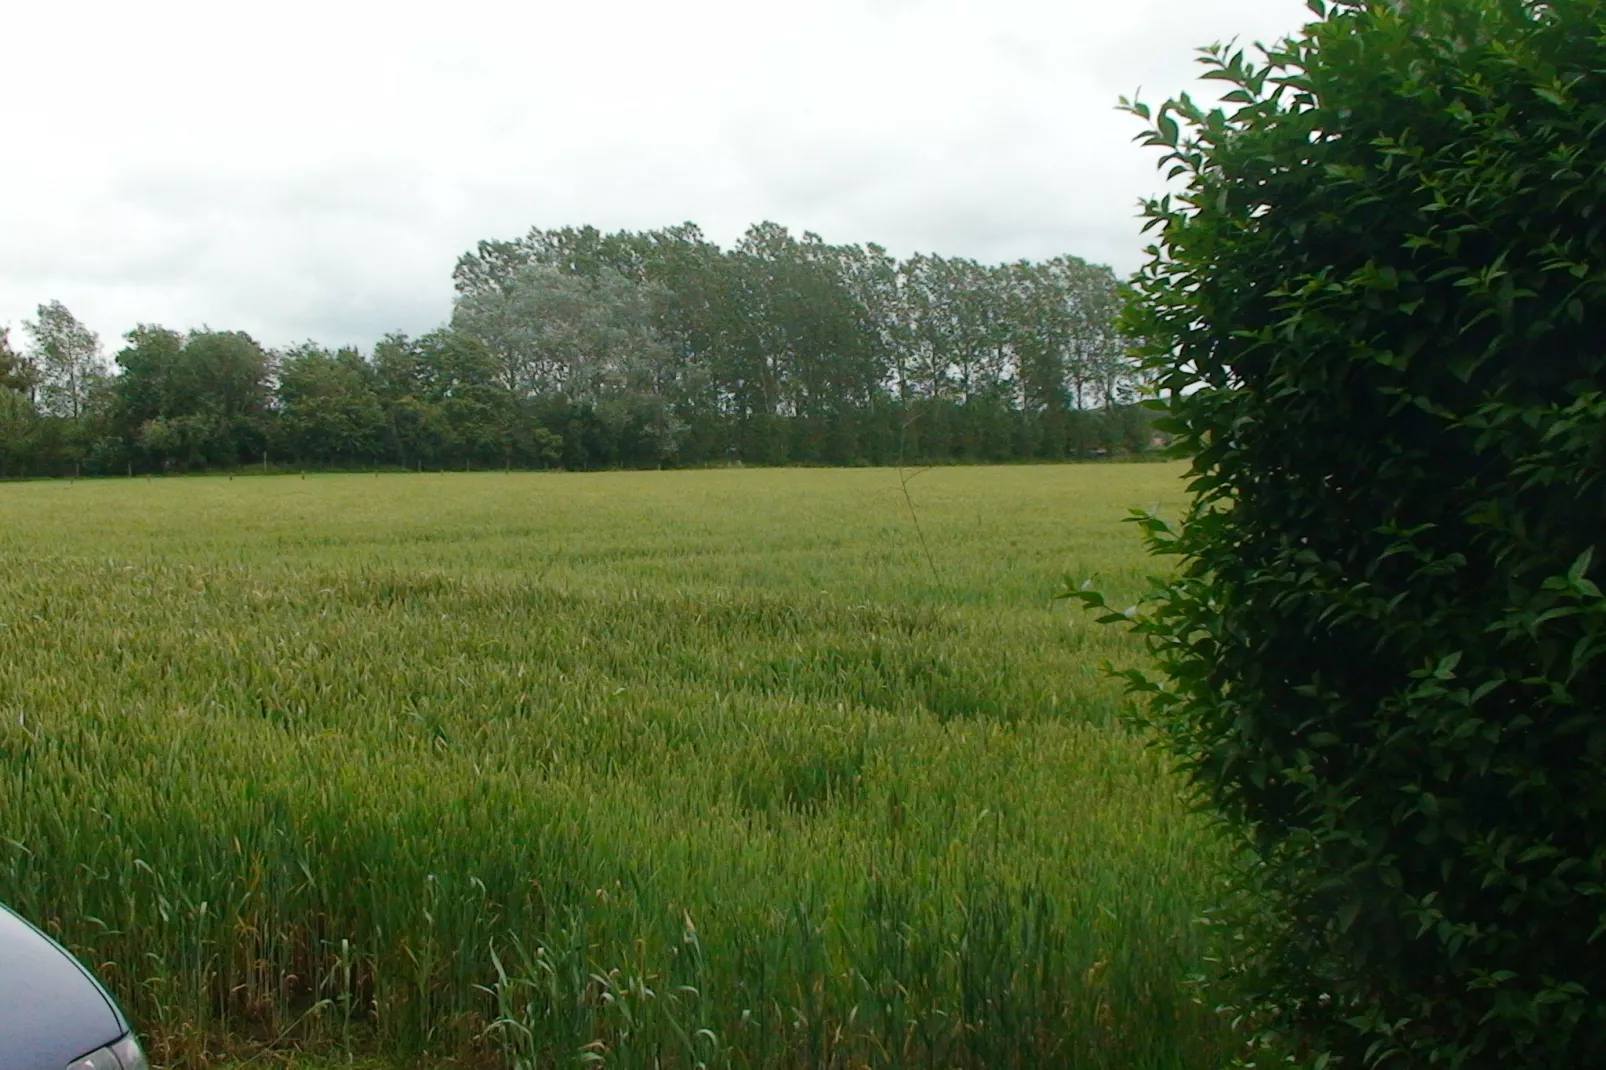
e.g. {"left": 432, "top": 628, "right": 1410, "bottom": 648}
{"left": 0, "top": 221, "right": 1151, "bottom": 477}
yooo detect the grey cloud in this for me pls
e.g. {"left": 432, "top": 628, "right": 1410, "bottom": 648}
{"left": 0, "top": 0, "right": 1310, "bottom": 353}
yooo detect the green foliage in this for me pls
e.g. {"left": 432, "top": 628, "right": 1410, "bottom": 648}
{"left": 115, "top": 326, "right": 272, "bottom": 470}
{"left": 449, "top": 220, "right": 1142, "bottom": 468}
{"left": 1090, "top": 0, "right": 1606, "bottom": 1064}
{"left": 275, "top": 344, "right": 386, "bottom": 464}
{"left": 0, "top": 385, "right": 38, "bottom": 477}
{"left": 6, "top": 224, "right": 1150, "bottom": 477}
{"left": 0, "top": 326, "right": 36, "bottom": 396}
{"left": 0, "top": 465, "right": 1222, "bottom": 1068}
{"left": 24, "top": 299, "right": 105, "bottom": 421}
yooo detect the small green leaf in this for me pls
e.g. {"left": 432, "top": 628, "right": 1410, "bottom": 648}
{"left": 1568, "top": 547, "right": 1595, "bottom": 584}
{"left": 1156, "top": 112, "right": 1180, "bottom": 147}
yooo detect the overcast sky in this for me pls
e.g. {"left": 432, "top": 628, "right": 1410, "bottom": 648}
{"left": 3, "top": 0, "right": 1309, "bottom": 353}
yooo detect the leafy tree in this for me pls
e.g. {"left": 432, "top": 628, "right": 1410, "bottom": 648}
{"left": 447, "top": 219, "right": 1148, "bottom": 466}
{"left": 374, "top": 332, "right": 447, "bottom": 469}
{"left": 454, "top": 259, "right": 696, "bottom": 466}
{"left": 636, "top": 224, "right": 730, "bottom": 461}
{"left": 419, "top": 328, "right": 510, "bottom": 467}
{"left": 0, "top": 382, "right": 37, "bottom": 477}
{"left": 453, "top": 264, "right": 667, "bottom": 404}
{"left": 0, "top": 221, "right": 1145, "bottom": 474}
{"left": 113, "top": 326, "right": 186, "bottom": 433}
{"left": 113, "top": 326, "right": 271, "bottom": 469}
{"left": 1089, "top": 0, "right": 1606, "bottom": 1065}
{"left": 0, "top": 327, "right": 36, "bottom": 397}
{"left": 274, "top": 344, "right": 385, "bottom": 465}
{"left": 24, "top": 301, "right": 105, "bottom": 420}
{"left": 178, "top": 329, "right": 272, "bottom": 464}
{"left": 372, "top": 330, "right": 513, "bottom": 468}
{"left": 723, "top": 223, "right": 901, "bottom": 463}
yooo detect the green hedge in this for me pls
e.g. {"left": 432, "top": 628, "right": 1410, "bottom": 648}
{"left": 1089, "top": 1, "right": 1606, "bottom": 1065}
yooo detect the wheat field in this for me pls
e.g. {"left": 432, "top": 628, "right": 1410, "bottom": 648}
{"left": 0, "top": 464, "right": 1228, "bottom": 1069}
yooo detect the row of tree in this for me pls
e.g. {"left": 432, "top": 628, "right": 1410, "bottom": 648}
{"left": 0, "top": 222, "right": 1151, "bottom": 477}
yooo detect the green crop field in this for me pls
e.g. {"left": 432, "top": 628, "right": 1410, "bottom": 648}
{"left": 0, "top": 463, "right": 1228, "bottom": 1069}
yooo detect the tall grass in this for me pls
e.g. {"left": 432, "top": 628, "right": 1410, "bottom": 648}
{"left": 0, "top": 465, "right": 1226, "bottom": 1068}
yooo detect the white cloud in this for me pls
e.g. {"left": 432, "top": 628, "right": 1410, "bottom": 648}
{"left": 1, "top": 0, "right": 1310, "bottom": 351}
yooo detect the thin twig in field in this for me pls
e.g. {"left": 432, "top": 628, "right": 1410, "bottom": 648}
{"left": 897, "top": 407, "right": 941, "bottom": 585}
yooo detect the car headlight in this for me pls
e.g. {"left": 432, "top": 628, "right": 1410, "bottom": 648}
{"left": 111, "top": 1033, "right": 149, "bottom": 1070}
{"left": 67, "top": 1033, "right": 147, "bottom": 1070}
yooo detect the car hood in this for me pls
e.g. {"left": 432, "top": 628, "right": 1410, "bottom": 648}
{"left": 0, "top": 905, "right": 127, "bottom": 1070}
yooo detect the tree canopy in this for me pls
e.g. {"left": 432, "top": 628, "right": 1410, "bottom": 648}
{"left": 0, "top": 222, "right": 1149, "bottom": 476}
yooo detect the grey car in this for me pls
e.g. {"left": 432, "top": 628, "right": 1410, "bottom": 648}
{"left": 0, "top": 903, "right": 148, "bottom": 1070}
